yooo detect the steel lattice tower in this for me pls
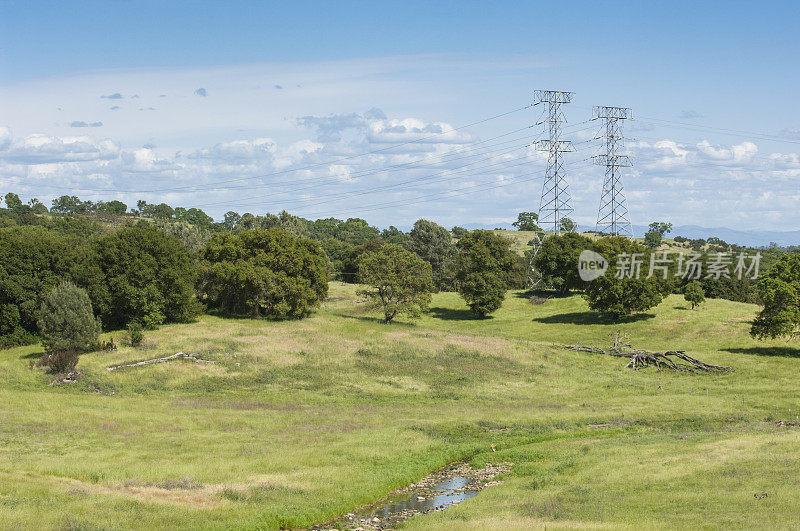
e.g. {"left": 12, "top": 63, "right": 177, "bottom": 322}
{"left": 534, "top": 90, "right": 575, "bottom": 234}
{"left": 593, "top": 106, "right": 634, "bottom": 237}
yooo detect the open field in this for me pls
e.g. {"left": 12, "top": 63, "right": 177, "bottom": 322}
{"left": 2, "top": 282, "right": 800, "bottom": 529}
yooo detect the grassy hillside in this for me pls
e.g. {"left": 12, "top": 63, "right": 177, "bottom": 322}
{"left": 1, "top": 283, "right": 799, "bottom": 529}
{"left": 491, "top": 228, "right": 724, "bottom": 256}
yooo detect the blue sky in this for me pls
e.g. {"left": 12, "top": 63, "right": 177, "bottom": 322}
{"left": 0, "top": 0, "right": 798, "bottom": 230}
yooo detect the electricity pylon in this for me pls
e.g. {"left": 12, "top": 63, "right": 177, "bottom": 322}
{"left": 592, "top": 105, "right": 634, "bottom": 237}
{"left": 527, "top": 230, "right": 543, "bottom": 289}
{"left": 535, "top": 90, "right": 575, "bottom": 234}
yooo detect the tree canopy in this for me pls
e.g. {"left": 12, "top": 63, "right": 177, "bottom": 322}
{"left": 404, "top": 219, "right": 457, "bottom": 291}
{"left": 357, "top": 244, "right": 434, "bottom": 323}
{"left": 200, "top": 229, "right": 328, "bottom": 319}
{"left": 683, "top": 281, "right": 705, "bottom": 309}
{"left": 456, "top": 230, "right": 518, "bottom": 318}
{"left": 751, "top": 252, "right": 800, "bottom": 339}
{"left": 535, "top": 232, "right": 593, "bottom": 294}
{"left": 93, "top": 222, "right": 202, "bottom": 329}
{"left": 644, "top": 221, "right": 673, "bottom": 248}
{"left": 512, "top": 212, "right": 542, "bottom": 232}
{"left": 583, "top": 237, "right": 667, "bottom": 320}
{"left": 559, "top": 217, "right": 577, "bottom": 232}
{"left": 0, "top": 225, "right": 97, "bottom": 346}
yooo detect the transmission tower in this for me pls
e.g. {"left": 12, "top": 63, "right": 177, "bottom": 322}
{"left": 592, "top": 106, "right": 634, "bottom": 237}
{"left": 527, "top": 230, "right": 543, "bottom": 289}
{"left": 534, "top": 90, "right": 575, "bottom": 234}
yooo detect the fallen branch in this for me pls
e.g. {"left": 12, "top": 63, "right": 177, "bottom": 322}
{"left": 106, "top": 352, "right": 214, "bottom": 371}
{"left": 568, "top": 331, "right": 732, "bottom": 373}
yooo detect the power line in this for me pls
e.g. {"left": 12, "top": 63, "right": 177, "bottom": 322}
{"left": 296, "top": 159, "right": 596, "bottom": 219}
{"left": 221, "top": 138, "right": 605, "bottom": 213}
{"left": 635, "top": 116, "right": 800, "bottom": 146}
{"left": 190, "top": 128, "right": 537, "bottom": 194}
{"left": 214, "top": 145, "right": 540, "bottom": 211}
{"left": 192, "top": 133, "right": 543, "bottom": 209}
{"left": 107, "top": 104, "right": 537, "bottom": 195}
{"left": 300, "top": 163, "right": 597, "bottom": 220}
{"left": 570, "top": 103, "right": 800, "bottom": 146}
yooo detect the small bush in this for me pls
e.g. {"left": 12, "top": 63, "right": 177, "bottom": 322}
{"left": 37, "top": 282, "right": 101, "bottom": 372}
{"left": 39, "top": 350, "right": 80, "bottom": 373}
{"left": 127, "top": 321, "right": 144, "bottom": 347}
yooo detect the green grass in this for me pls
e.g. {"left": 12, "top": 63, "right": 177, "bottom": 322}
{"left": 1, "top": 282, "right": 799, "bottom": 529}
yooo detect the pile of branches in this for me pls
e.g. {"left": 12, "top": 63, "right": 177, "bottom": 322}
{"left": 568, "top": 331, "right": 732, "bottom": 373}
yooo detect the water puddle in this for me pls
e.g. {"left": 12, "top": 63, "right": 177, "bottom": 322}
{"left": 316, "top": 462, "right": 511, "bottom": 530}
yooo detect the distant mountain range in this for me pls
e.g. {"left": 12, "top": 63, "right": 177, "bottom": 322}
{"left": 640, "top": 225, "right": 800, "bottom": 248}
{"left": 454, "top": 223, "right": 800, "bottom": 248}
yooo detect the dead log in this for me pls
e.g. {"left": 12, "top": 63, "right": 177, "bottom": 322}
{"left": 568, "top": 331, "right": 731, "bottom": 373}
{"left": 106, "top": 352, "right": 214, "bottom": 371}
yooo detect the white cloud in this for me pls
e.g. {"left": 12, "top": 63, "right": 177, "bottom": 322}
{"left": 0, "top": 53, "right": 797, "bottom": 230}
{"left": 1, "top": 112, "right": 798, "bottom": 231}
{"left": 0, "top": 133, "right": 120, "bottom": 164}
{"left": 0, "top": 126, "right": 12, "bottom": 151}
{"left": 696, "top": 140, "right": 757, "bottom": 163}
{"left": 328, "top": 164, "right": 353, "bottom": 183}
{"left": 120, "top": 147, "right": 181, "bottom": 173}
{"left": 368, "top": 118, "right": 475, "bottom": 145}
{"left": 189, "top": 138, "right": 277, "bottom": 161}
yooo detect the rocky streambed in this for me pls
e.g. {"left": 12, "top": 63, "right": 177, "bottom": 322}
{"left": 315, "top": 462, "right": 512, "bottom": 530}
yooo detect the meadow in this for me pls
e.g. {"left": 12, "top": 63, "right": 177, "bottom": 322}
{"left": 1, "top": 282, "right": 799, "bottom": 529}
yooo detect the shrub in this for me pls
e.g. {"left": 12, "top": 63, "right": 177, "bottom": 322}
{"left": 127, "top": 321, "right": 144, "bottom": 347}
{"left": 0, "top": 327, "right": 38, "bottom": 349}
{"left": 39, "top": 350, "right": 80, "bottom": 373}
{"left": 37, "top": 282, "right": 101, "bottom": 371}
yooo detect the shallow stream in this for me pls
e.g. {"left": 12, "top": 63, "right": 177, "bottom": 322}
{"left": 316, "top": 462, "right": 511, "bottom": 530}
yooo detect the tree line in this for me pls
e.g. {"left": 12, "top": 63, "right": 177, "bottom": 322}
{"left": 2, "top": 192, "right": 799, "bottom": 357}
{"left": 0, "top": 192, "right": 528, "bottom": 350}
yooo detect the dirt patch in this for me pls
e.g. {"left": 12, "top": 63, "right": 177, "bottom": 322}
{"left": 120, "top": 476, "right": 203, "bottom": 490}
{"left": 54, "top": 476, "right": 223, "bottom": 508}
